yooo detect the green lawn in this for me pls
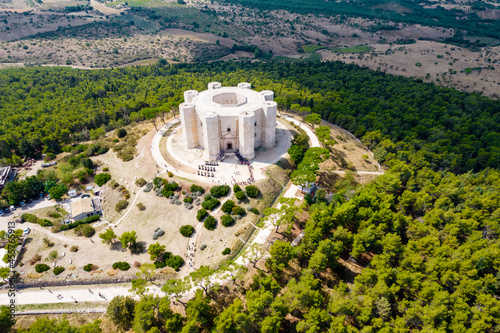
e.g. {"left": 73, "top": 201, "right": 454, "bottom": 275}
{"left": 330, "top": 45, "right": 371, "bottom": 53}
{"left": 273, "top": 53, "right": 320, "bottom": 62}
{"left": 302, "top": 44, "right": 326, "bottom": 53}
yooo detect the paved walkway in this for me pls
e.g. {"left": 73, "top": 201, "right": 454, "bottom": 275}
{"left": 284, "top": 116, "right": 320, "bottom": 148}
{"left": 0, "top": 284, "right": 163, "bottom": 305}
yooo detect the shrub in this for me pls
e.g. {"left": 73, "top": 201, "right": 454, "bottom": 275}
{"left": 112, "top": 261, "right": 130, "bottom": 271}
{"left": 28, "top": 254, "right": 42, "bottom": 265}
{"left": 233, "top": 184, "right": 242, "bottom": 192}
{"left": 190, "top": 184, "right": 205, "bottom": 193}
{"left": 117, "top": 128, "right": 127, "bottom": 138}
{"left": 43, "top": 237, "right": 54, "bottom": 247}
{"left": 83, "top": 263, "right": 98, "bottom": 272}
{"left": 204, "top": 216, "right": 217, "bottom": 230}
{"left": 197, "top": 208, "right": 208, "bottom": 221}
{"left": 222, "top": 248, "right": 231, "bottom": 255}
{"left": 53, "top": 266, "right": 65, "bottom": 275}
{"left": 252, "top": 208, "right": 259, "bottom": 215}
{"left": 70, "top": 246, "right": 78, "bottom": 252}
{"left": 164, "top": 181, "right": 178, "bottom": 192}
{"left": 180, "top": 225, "right": 194, "bottom": 237}
{"left": 95, "top": 173, "right": 111, "bottom": 186}
{"left": 202, "top": 198, "right": 220, "bottom": 211}
{"left": 103, "top": 167, "right": 110, "bottom": 172}
{"left": 246, "top": 206, "right": 253, "bottom": 211}
{"left": 235, "top": 191, "right": 246, "bottom": 200}
{"left": 154, "top": 252, "right": 184, "bottom": 271}
{"left": 135, "top": 178, "right": 147, "bottom": 187}
{"left": 232, "top": 206, "right": 246, "bottom": 216}
{"left": 168, "top": 171, "right": 173, "bottom": 177}
{"left": 210, "top": 185, "right": 230, "bottom": 198}
{"left": 74, "top": 225, "right": 95, "bottom": 237}
{"left": 47, "top": 250, "right": 58, "bottom": 261}
{"left": 221, "top": 200, "right": 235, "bottom": 214}
{"left": 162, "top": 189, "right": 174, "bottom": 198}
{"left": 137, "top": 203, "right": 146, "bottom": 211}
{"left": 35, "top": 264, "right": 50, "bottom": 273}
{"left": 221, "top": 214, "right": 235, "bottom": 227}
{"left": 115, "top": 200, "right": 129, "bottom": 212}
{"left": 134, "top": 261, "right": 141, "bottom": 268}
{"left": 183, "top": 197, "right": 193, "bottom": 204}
{"left": 200, "top": 244, "right": 207, "bottom": 250}
{"left": 245, "top": 185, "right": 260, "bottom": 198}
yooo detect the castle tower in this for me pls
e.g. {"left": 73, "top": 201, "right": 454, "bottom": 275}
{"left": 239, "top": 111, "right": 255, "bottom": 160}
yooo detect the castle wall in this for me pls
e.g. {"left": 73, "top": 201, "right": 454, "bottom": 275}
{"left": 203, "top": 112, "right": 220, "bottom": 160}
{"left": 263, "top": 101, "right": 277, "bottom": 148}
{"left": 179, "top": 102, "right": 198, "bottom": 149}
{"left": 239, "top": 111, "right": 255, "bottom": 160}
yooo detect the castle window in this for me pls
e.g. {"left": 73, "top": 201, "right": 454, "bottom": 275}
{"left": 227, "top": 127, "right": 231, "bottom": 132}
{"left": 254, "top": 122, "right": 257, "bottom": 126}
{"left": 254, "top": 133, "right": 256, "bottom": 137}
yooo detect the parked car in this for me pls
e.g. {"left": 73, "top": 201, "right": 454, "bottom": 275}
{"left": 23, "top": 227, "right": 30, "bottom": 236}
{"left": 81, "top": 194, "right": 90, "bottom": 198}
{"left": 10, "top": 205, "right": 16, "bottom": 211}
{"left": 19, "top": 201, "right": 26, "bottom": 207}
{"left": 0, "top": 209, "right": 4, "bottom": 216}
{"left": 3, "top": 207, "right": 9, "bottom": 214}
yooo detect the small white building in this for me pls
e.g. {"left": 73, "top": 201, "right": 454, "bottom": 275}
{"left": 69, "top": 198, "right": 102, "bottom": 221}
{"left": 179, "top": 82, "right": 277, "bottom": 161}
{"left": 68, "top": 189, "right": 78, "bottom": 198}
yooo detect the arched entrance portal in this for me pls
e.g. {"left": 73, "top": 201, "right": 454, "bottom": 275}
{"left": 227, "top": 142, "right": 233, "bottom": 150}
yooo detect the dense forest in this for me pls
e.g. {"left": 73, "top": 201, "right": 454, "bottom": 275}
{"left": 1, "top": 61, "right": 499, "bottom": 173}
{"left": 221, "top": 0, "right": 500, "bottom": 43}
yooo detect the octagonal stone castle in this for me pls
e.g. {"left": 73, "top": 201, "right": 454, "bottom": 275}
{"left": 179, "top": 82, "right": 277, "bottom": 161}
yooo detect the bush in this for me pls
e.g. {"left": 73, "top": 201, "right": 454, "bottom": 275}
{"left": 137, "top": 203, "right": 146, "bottom": 211}
{"left": 112, "top": 261, "right": 130, "bottom": 271}
{"left": 135, "top": 178, "right": 147, "bottom": 187}
{"left": 117, "top": 128, "right": 127, "bottom": 138}
{"left": 115, "top": 200, "right": 129, "bottom": 212}
{"left": 162, "top": 189, "right": 174, "bottom": 198}
{"left": 197, "top": 208, "right": 208, "bottom": 221}
{"left": 200, "top": 244, "right": 207, "bottom": 250}
{"left": 180, "top": 225, "right": 194, "bottom": 237}
{"left": 221, "top": 200, "right": 235, "bottom": 214}
{"left": 221, "top": 214, "right": 235, "bottom": 227}
{"left": 210, "top": 185, "right": 230, "bottom": 198}
{"left": 252, "top": 208, "right": 259, "bottom": 215}
{"left": 164, "top": 181, "right": 178, "bottom": 191}
{"left": 222, "top": 248, "right": 231, "bottom": 255}
{"left": 245, "top": 185, "right": 260, "bottom": 198}
{"left": 74, "top": 224, "right": 95, "bottom": 237}
{"left": 35, "top": 264, "right": 50, "bottom": 273}
{"left": 202, "top": 197, "right": 220, "bottom": 211}
{"left": 134, "top": 261, "right": 141, "bottom": 268}
{"left": 83, "top": 263, "right": 97, "bottom": 272}
{"left": 154, "top": 252, "right": 184, "bottom": 271}
{"left": 28, "top": 254, "right": 42, "bottom": 265}
{"left": 70, "top": 246, "right": 78, "bottom": 252}
{"left": 204, "top": 215, "right": 217, "bottom": 230}
{"left": 168, "top": 171, "right": 173, "bottom": 177}
{"left": 232, "top": 206, "right": 246, "bottom": 216}
{"left": 53, "top": 266, "right": 65, "bottom": 275}
{"left": 190, "top": 184, "right": 205, "bottom": 193}
{"left": 95, "top": 173, "right": 112, "bottom": 186}
{"left": 235, "top": 191, "right": 246, "bottom": 200}
{"left": 233, "top": 184, "right": 242, "bottom": 192}
{"left": 183, "top": 197, "right": 193, "bottom": 204}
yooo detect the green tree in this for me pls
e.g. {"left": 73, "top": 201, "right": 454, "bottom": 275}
{"left": 213, "top": 299, "right": 250, "bottom": 332}
{"left": 48, "top": 183, "right": 67, "bottom": 201}
{"left": 188, "top": 266, "right": 216, "bottom": 298}
{"left": 305, "top": 113, "right": 321, "bottom": 129}
{"left": 185, "top": 289, "right": 215, "bottom": 331}
{"left": 119, "top": 231, "right": 137, "bottom": 250}
{"left": 266, "top": 240, "right": 294, "bottom": 273}
{"left": 130, "top": 278, "right": 148, "bottom": 296}
{"left": 148, "top": 242, "right": 166, "bottom": 261}
{"left": 288, "top": 145, "right": 305, "bottom": 166}
{"left": 162, "top": 278, "right": 189, "bottom": 305}
{"left": 106, "top": 296, "right": 136, "bottom": 331}
{"left": 137, "top": 263, "right": 157, "bottom": 284}
{"left": 99, "top": 228, "right": 117, "bottom": 245}
{"left": 94, "top": 173, "right": 111, "bottom": 186}
{"left": 0, "top": 305, "right": 15, "bottom": 332}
